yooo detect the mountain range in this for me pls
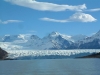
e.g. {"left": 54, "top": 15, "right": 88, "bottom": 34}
{"left": 0, "top": 30, "right": 100, "bottom": 50}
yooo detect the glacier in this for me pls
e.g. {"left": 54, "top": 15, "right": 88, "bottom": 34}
{"left": 6, "top": 49, "right": 100, "bottom": 59}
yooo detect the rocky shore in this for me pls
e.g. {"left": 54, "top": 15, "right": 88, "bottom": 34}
{"left": 0, "top": 47, "right": 8, "bottom": 60}
{"left": 77, "top": 52, "right": 100, "bottom": 58}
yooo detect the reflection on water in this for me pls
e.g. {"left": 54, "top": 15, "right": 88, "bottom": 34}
{"left": 0, "top": 59, "right": 100, "bottom": 75}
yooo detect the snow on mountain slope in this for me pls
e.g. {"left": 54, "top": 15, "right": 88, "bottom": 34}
{"left": 2, "top": 35, "right": 23, "bottom": 42}
{"left": 47, "top": 32, "right": 87, "bottom": 42}
{"left": 0, "top": 42, "right": 23, "bottom": 50}
{"left": 24, "top": 35, "right": 42, "bottom": 49}
{"left": 0, "top": 34, "right": 33, "bottom": 50}
{"left": 80, "top": 30, "right": 100, "bottom": 44}
{"left": 1, "top": 34, "right": 32, "bottom": 42}
{"left": 48, "top": 32, "right": 72, "bottom": 40}
{"left": 71, "top": 34, "right": 87, "bottom": 42}
{"left": 40, "top": 32, "right": 73, "bottom": 49}
{"left": 0, "top": 31, "right": 92, "bottom": 50}
{"left": 73, "top": 30, "right": 100, "bottom": 49}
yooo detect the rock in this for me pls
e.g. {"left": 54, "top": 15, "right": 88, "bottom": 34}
{"left": 0, "top": 47, "right": 8, "bottom": 60}
{"left": 77, "top": 52, "right": 100, "bottom": 58}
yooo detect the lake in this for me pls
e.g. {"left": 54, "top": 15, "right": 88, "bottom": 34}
{"left": 0, "top": 59, "right": 100, "bottom": 75}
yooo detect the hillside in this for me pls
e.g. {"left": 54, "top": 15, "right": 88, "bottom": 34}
{"left": 0, "top": 47, "right": 8, "bottom": 60}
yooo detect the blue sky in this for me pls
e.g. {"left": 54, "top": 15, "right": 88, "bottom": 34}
{"left": 0, "top": 0, "right": 100, "bottom": 37}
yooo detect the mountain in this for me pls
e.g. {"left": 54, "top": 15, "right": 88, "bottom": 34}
{"left": 24, "top": 35, "right": 42, "bottom": 49}
{"left": 1, "top": 30, "right": 100, "bottom": 50}
{"left": 77, "top": 30, "right": 100, "bottom": 49}
{"left": 0, "top": 34, "right": 31, "bottom": 42}
{"left": 0, "top": 32, "right": 74, "bottom": 50}
{"left": 40, "top": 32, "right": 73, "bottom": 49}
{"left": 71, "top": 34, "right": 87, "bottom": 42}
{"left": 0, "top": 34, "right": 32, "bottom": 50}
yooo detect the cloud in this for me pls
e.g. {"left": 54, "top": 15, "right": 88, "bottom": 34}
{"left": 40, "top": 12, "right": 97, "bottom": 23}
{"left": 87, "top": 8, "right": 100, "bottom": 12}
{"left": 69, "top": 12, "right": 97, "bottom": 22}
{"left": 4, "top": 0, "right": 86, "bottom": 11}
{"left": 40, "top": 17, "right": 68, "bottom": 23}
{"left": 0, "top": 20, "right": 23, "bottom": 24}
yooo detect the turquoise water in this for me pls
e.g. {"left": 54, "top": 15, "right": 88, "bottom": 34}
{"left": 0, "top": 59, "right": 100, "bottom": 75}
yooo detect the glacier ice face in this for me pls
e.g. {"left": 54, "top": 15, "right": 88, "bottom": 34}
{"left": 6, "top": 49, "right": 100, "bottom": 59}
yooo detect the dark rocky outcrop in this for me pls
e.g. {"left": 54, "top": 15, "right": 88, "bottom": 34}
{"left": 0, "top": 47, "right": 8, "bottom": 60}
{"left": 77, "top": 52, "right": 100, "bottom": 58}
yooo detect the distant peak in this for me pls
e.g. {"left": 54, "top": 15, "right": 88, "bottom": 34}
{"left": 48, "top": 31, "right": 61, "bottom": 37}
{"left": 97, "top": 30, "right": 100, "bottom": 34}
{"left": 51, "top": 31, "right": 60, "bottom": 35}
{"left": 47, "top": 31, "right": 72, "bottom": 41}
{"left": 93, "top": 30, "right": 100, "bottom": 36}
{"left": 30, "top": 35, "right": 40, "bottom": 39}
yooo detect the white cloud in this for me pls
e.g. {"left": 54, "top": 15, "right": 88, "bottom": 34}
{"left": 40, "top": 13, "right": 97, "bottom": 23}
{"left": 40, "top": 17, "right": 68, "bottom": 23}
{"left": 0, "top": 20, "right": 23, "bottom": 24}
{"left": 4, "top": 0, "right": 86, "bottom": 11}
{"left": 87, "top": 8, "right": 100, "bottom": 12}
{"left": 69, "top": 12, "right": 97, "bottom": 22}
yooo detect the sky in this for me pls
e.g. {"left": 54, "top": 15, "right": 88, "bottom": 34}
{"left": 0, "top": 0, "right": 100, "bottom": 38}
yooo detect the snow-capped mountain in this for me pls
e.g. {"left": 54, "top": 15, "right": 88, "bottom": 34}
{"left": 47, "top": 32, "right": 72, "bottom": 40}
{"left": 1, "top": 34, "right": 32, "bottom": 42}
{"left": 82, "top": 30, "right": 100, "bottom": 43}
{"left": 1, "top": 30, "right": 100, "bottom": 50}
{"left": 77, "top": 30, "right": 100, "bottom": 49}
{"left": 40, "top": 32, "right": 73, "bottom": 50}
{"left": 25, "top": 35, "right": 42, "bottom": 49}
{"left": 0, "top": 32, "right": 72, "bottom": 50}
{"left": 0, "top": 34, "right": 32, "bottom": 50}
{"left": 71, "top": 34, "right": 87, "bottom": 42}
{"left": 2, "top": 35, "right": 22, "bottom": 42}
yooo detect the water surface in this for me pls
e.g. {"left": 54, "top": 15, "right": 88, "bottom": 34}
{"left": 0, "top": 59, "right": 100, "bottom": 75}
